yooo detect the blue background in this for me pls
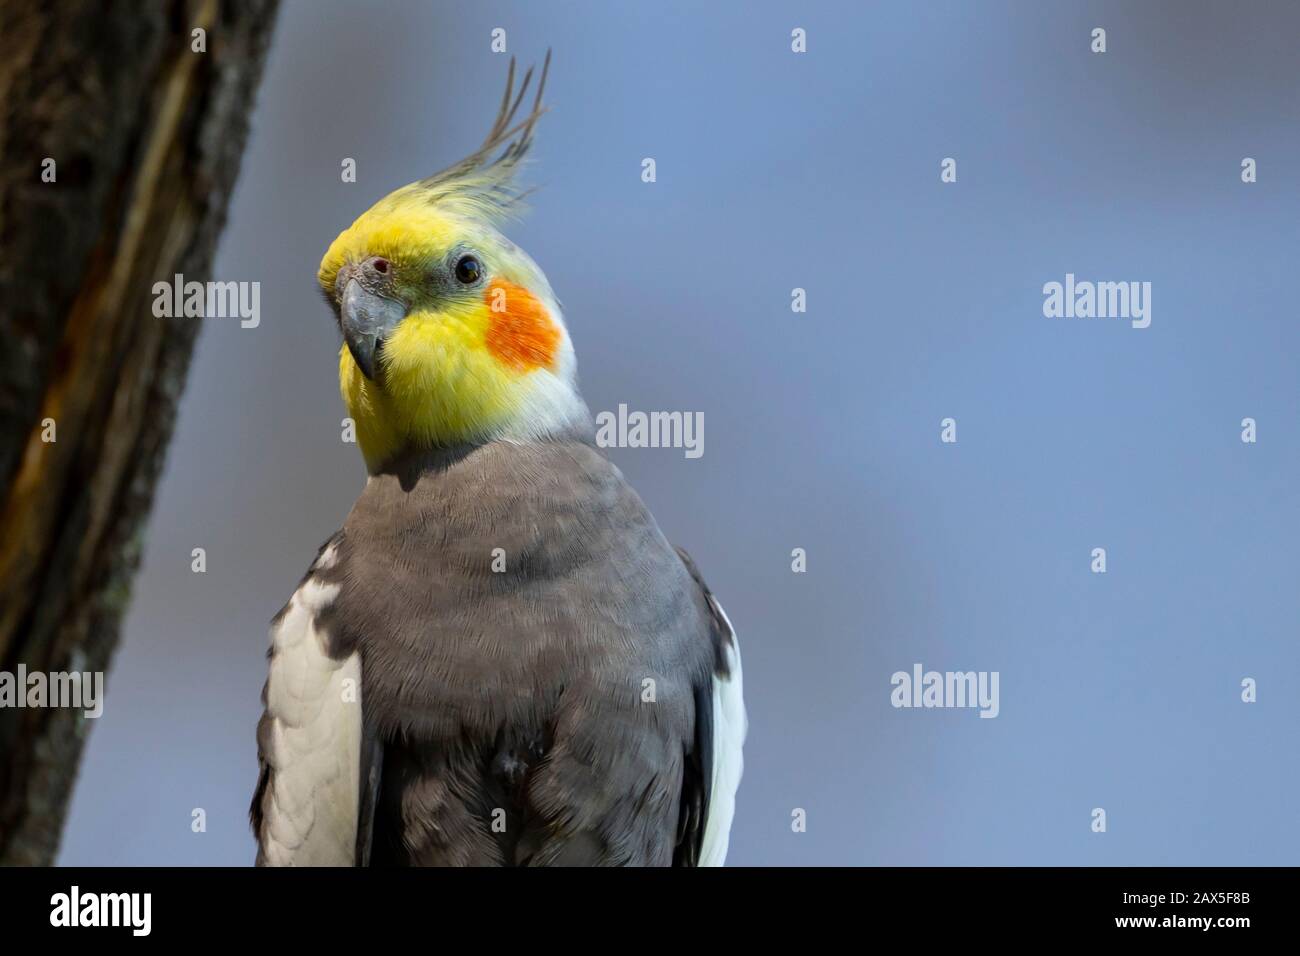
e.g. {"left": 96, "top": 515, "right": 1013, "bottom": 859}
{"left": 60, "top": 0, "right": 1299, "bottom": 865}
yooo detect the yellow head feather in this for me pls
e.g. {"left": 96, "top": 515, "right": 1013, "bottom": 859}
{"left": 317, "top": 54, "right": 582, "bottom": 472}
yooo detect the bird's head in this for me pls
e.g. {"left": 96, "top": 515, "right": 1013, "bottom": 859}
{"left": 318, "top": 54, "right": 584, "bottom": 471}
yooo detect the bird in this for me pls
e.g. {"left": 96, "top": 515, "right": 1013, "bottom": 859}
{"left": 250, "top": 54, "right": 745, "bottom": 866}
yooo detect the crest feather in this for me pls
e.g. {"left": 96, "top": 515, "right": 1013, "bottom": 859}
{"left": 405, "top": 51, "right": 551, "bottom": 223}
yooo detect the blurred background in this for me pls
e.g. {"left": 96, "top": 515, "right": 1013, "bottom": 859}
{"left": 59, "top": 0, "right": 1299, "bottom": 864}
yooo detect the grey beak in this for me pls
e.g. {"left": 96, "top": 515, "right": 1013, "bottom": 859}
{"left": 341, "top": 279, "right": 407, "bottom": 381}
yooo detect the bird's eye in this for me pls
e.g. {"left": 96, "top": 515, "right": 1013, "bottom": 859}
{"left": 454, "top": 255, "right": 482, "bottom": 284}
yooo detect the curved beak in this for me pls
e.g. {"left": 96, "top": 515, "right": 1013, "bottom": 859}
{"left": 341, "top": 279, "right": 407, "bottom": 381}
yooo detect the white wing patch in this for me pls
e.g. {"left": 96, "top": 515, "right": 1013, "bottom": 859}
{"left": 257, "top": 555, "right": 362, "bottom": 867}
{"left": 699, "top": 602, "right": 746, "bottom": 867}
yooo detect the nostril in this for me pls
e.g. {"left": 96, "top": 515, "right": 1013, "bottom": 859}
{"left": 371, "top": 257, "right": 390, "bottom": 275}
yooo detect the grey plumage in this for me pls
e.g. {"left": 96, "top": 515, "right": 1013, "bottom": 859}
{"left": 251, "top": 428, "right": 738, "bottom": 866}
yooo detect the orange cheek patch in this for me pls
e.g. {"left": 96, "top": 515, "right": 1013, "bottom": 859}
{"left": 484, "top": 280, "right": 560, "bottom": 372}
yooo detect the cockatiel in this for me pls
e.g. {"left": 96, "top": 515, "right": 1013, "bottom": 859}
{"left": 250, "top": 55, "right": 745, "bottom": 866}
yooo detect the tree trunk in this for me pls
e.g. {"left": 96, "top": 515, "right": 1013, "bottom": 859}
{"left": 0, "top": 0, "right": 279, "bottom": 865}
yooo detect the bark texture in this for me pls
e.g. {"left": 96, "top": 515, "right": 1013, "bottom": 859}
{"left": 0, "top": 0, "right": 279, "bottom": 864}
